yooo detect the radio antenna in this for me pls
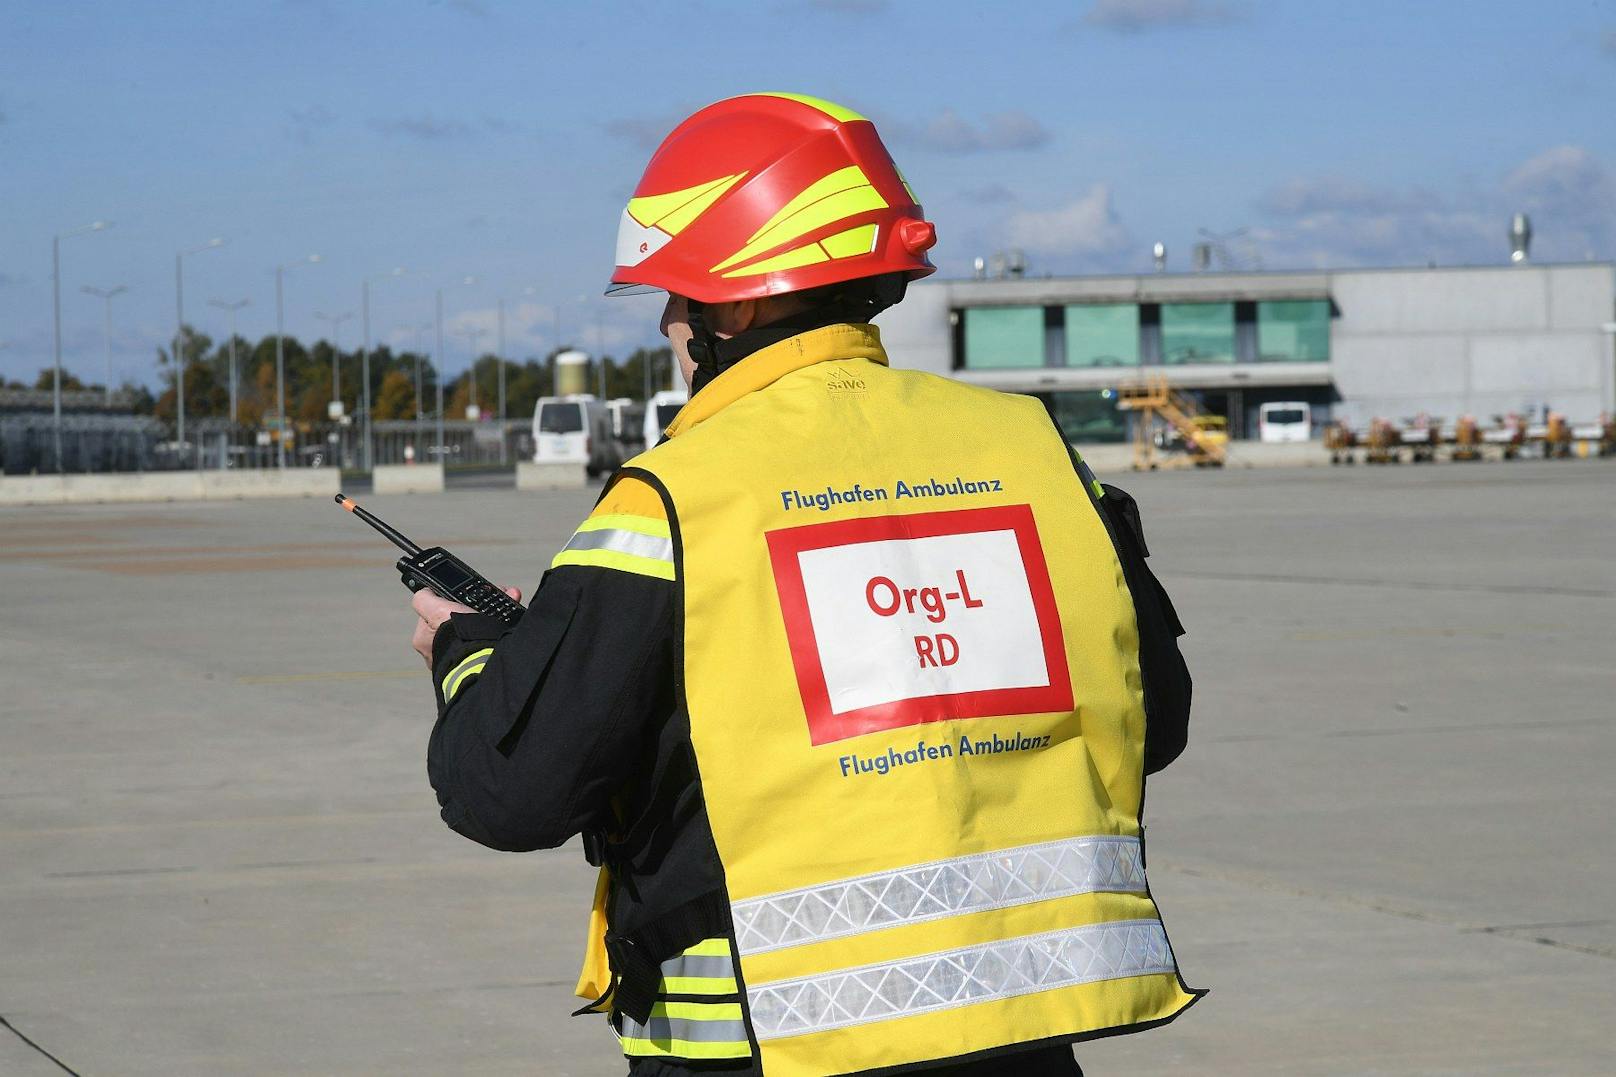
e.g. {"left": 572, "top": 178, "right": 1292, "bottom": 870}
{"left": 335, "top": 493, "right": 422, "bottom": 556}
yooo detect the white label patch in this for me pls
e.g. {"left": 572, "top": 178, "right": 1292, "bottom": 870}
{"left": 766, "top": 505, "right": 1071, "bottom": 745}
{"left": 798, "top": 530, "right": 1046, "bottom": 714}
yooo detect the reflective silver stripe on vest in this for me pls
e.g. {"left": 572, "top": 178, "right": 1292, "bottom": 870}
{"left": 620, "top": 1013, "right": 748, "bottom": 1044}
{"left": 732, "top": 835, "right": 1146, "bottom": 955}
{"left": 748, "top": 918, "right": 1174, "bottom": 1041}
{"left": 558, "top": 527, "right": 674, "bottom": 563}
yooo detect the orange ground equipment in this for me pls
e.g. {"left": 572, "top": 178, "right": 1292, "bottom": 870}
{"left": 1364, "top": 419, "right": 1401, "bottom": 464}
{"left": 1452, "top": 416, "right": 1483, "bottom": 461}
{"left": 1114, "top": 377, "right": 1228, "bottom": 470}
{"left": 1324, "top": 421, "right": 1357, "bottom": 465}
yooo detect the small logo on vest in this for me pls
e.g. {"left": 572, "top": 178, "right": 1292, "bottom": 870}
{"left": 825, "top": 367, "right": 867, "bottom": 394}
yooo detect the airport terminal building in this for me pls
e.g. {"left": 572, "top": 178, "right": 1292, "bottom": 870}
{"left": 879, "top": 262, "right": 1616, "bottom": 441}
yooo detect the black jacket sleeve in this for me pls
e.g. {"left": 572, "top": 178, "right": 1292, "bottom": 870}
{"left": 426, "top": 564, "right": 677, "bottom": 852}
{"left": 1098, "top": 483, "right": 1193, "bottom": 775}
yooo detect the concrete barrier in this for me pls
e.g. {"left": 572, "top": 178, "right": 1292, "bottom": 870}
{"left": 200, "top": 469, "right": 340, "bottom": 499}
{"left": 372, "top": 463, "right": 445, "bottom": 495}
{"left": 516, "top": 461, "right": 586, "bottom": 491}
{"left": 1070, "top": 440, "right": 1329, "bottom": 475}
{"left": 0, "top": 469, "right": 339, "bottom": 507}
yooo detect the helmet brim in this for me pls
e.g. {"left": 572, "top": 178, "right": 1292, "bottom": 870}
{"left": 604, "top": 280, "right": 664, "bottom": 297}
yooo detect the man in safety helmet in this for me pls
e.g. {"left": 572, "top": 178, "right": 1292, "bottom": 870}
{"left": 412, "top": 93, "right": 1200, "bottom": 1076}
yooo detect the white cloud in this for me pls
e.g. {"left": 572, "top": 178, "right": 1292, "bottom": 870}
{"left": 1003, "top": 185, "right": 1130, "bottom": 256}
{"left": 884, "top": 108, "right": 1050, "bottom": 154}
{"left": 1252, "top": 146, "right": 1616, "bottom": 267}
{"left": 368, "top": 114, "right": 473, "bottom": 140}
{"left": 1083, "top": 0, "right": 1244, "bottom": 32}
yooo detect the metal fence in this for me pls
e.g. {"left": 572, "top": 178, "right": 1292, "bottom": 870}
{"left": 0, "top": 414, "right": 532, "bottom": 475}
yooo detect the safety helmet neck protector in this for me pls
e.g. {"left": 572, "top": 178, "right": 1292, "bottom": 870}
{"left": 607, "top": 93, "right": 937, "bottom": 305}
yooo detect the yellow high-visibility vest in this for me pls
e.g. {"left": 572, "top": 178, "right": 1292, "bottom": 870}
{"left": 620, "top": 324, "right": 1199, "bottom": 1076}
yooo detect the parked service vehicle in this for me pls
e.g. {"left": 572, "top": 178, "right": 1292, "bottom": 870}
{"left": 606, "top": 398, "right": 647, "bottom": 459}
{"left": 1259, "top": 401, "right": 1313, "bottom": 443}
{"left": 643, "top": 389, "right": 689, "bottom": 448}
{"left": 533, "top": 395, "right": 615, "bottom": 476}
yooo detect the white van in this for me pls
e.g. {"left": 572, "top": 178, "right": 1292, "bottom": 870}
{"left": 606, "top": 398, "right": 646, "bottom": 459}
{"left": 1259, "top": 401, "right": 1312, "bottom": 443}
{"left": 644, "top": 389, "right": 689, "bottom": 448}
{"left": 533, "top": 395, "right": 615, "bottom": 476}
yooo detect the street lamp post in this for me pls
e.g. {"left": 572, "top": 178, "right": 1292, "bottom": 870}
{"left": 408, "top": 322, "right": 432, "bottom": 423}
{"left": 81, "top": 284, "right": 128, "bottom": 405}
{"left": 460, "top": 327, "right": 489, "bottom": 416}
{"left": 207, "top": 298, "right": 250, "bottom": 422}
{"left": 274, "top": 254, "right": 322, "bottom": 468}
{"left": 51, "top": 220, "right": 111, "bottom": 472}
{"left": 175, "top": 238, "right": 226, "bottom": 451}
{"left": 360, "top": 268, "right": 405, "bottom": 471}
{"left": 433, "top": 276, "right": 476, "bottom": 465}
{"left": 313, "top": 310, "right": 355, "bottom": 414}
{"left": 496, "top": 297, "right": 507, "bottom": 464}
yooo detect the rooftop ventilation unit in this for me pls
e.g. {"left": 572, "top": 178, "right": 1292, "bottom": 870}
{"left": 1510, "top": 214, "right": 1532, "bottom": 264}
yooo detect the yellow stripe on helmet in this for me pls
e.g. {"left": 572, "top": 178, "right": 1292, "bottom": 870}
{"left": 628, "top": 173, "right": 747, "bottom": 233}
{"left": 712, "top": 166, "right": 888, "bottom": 273}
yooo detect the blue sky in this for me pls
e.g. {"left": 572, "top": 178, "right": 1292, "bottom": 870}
{"left": 4, "top": 0, "right": 1615, "bottom": 388}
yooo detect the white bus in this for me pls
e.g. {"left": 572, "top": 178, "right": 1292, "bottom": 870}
{"left": 643, "top": 389, "right": 688, "bottom": 449}
{"left": 533, "top": 395, "right": 615, "bottom": 476}
{"left": 1259, "top": 401, "right": 1313, "bottom": 443}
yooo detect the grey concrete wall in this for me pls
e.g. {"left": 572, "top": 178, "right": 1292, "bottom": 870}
{"left": 877, "top": 281, "right": 952, "bottom": 375}
{"left": 1330, "top": 264, "right": 1615, "bottom": 425}
{"left": 371, "top": 463, "right": 444, "bottom": 495}
{"left": 516, "top": 461, "right": 585, "bottom": 491}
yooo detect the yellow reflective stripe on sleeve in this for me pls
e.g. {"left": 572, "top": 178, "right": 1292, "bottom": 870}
{"left": 576, "top": 513, "right": 671, "bottom": 539}
{"left": 660, "top": 974, "right": 739, "bottom": 994}
{"left": 619, "top": 1000, "right": 751, "bottom": 1060}
{"left": 618, "top": 1035, "right": 752, "bottom": 1061}
{"left": 551, "top": 548, "right": 676, "bottom": 580}
{"left": 753, "top": 92, "right": 867, "bottom": 123}
{"left": 552, "top": 510, "right": 676, "bottom": 579}
{"left": 680, "top": 937, "right": 733, "bottom": 958}
{"left": 441, "top": 647, "right": 494, "bottom": 702}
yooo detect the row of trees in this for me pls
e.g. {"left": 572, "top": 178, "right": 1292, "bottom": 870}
{"left": 9, "top": 329, "right": 678, "bottom": 427}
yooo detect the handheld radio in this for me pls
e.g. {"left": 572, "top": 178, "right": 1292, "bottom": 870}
{"left": 336, "top": 493, "right": 525, "bottom": 625}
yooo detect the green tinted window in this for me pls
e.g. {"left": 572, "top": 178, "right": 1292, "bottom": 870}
{"left": 1064, "top": 304, "right": 1139, "bottom": 368}
{"left": 962, "top": 306, "right": 1044, "bottom": 369}
{"left": 1042, "top": 390, "right": 1126, "bottom": 443}
{"left": 1161, "top": 302, "right": 1235, "bottom": 364}
{"left": 1257, "top": 300, "right": 1331, "bottom": 362}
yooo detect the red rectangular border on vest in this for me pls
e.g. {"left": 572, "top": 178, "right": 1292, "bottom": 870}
{"left": 765, "top": 504, "right": 1072, "bottom": 746}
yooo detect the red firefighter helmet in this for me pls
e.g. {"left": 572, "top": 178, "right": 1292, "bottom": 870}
{"left": 607, "top": 92, "right": 936, "bottom": 303}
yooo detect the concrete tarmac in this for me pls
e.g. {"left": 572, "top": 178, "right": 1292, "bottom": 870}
{"left": 1, "top": 461, "right": 1611, "bottom": 1075}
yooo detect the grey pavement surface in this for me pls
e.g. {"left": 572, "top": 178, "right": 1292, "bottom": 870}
{"left": 2, "top": 461, "right": 1612, "bottom": 1076}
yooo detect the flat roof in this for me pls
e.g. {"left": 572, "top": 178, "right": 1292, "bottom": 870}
{"left": 924, "top": 261, "right": 1615, "bottom": 306}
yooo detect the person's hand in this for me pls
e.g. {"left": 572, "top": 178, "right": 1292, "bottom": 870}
{"left": 410, "top": 585, "right": 522, "bottom": 667}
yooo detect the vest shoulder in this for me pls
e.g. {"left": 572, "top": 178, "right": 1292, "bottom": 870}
{"left": 591, "top": 473, "right": 668, "bottom": 523}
